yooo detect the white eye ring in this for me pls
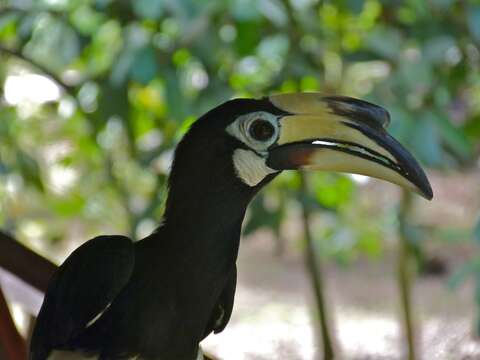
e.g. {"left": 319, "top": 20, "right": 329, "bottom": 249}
{"left": 240, "top": 112, "right": 279, "bottom": 149}
{"left": 226, "top": 111, "right": 280, "bottom": 153}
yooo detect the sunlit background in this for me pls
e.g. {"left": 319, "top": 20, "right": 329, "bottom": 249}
{"left": 0, "top": 0, "right": 479, "bottom": 359}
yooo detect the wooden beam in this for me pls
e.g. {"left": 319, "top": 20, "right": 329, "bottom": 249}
{"left": 0, "top": 231, "right": 57, "bottom": 294}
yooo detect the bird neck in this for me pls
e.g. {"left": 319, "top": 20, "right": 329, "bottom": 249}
{"left": 164, "top": 179, "right": 249, "bottom": 241}
{"left": 153, "top": 168, "right": 254, "bottom": 274}
{"left": 153, "top": 129, "right": 267, "bottom": 270}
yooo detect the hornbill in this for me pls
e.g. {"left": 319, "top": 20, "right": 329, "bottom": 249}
{"left": 30, "top": 93, "right": 432, "bottom": 360}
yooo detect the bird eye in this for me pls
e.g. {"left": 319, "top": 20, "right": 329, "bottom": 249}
{"left": 248, "top": 119, "right": 275, "bottom": 142}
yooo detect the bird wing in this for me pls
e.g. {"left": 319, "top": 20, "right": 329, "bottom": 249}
{"left": 204, "top": 265, "right": 237, "bottom": 337}
{"left": 30, "top": 235, "right": 135, "bottom": 360}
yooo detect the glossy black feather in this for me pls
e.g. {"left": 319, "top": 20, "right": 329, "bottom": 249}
{"left": 205, "top": 265, "right": 237, "bottom": 336}
{"left": 30, "top": 98, "right": 284, "bottom": 360}
{"left": 30, "top": 235, "right": 135, "bottom": 360}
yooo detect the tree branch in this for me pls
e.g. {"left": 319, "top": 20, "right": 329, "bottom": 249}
{"left": 299, "top": 173, "right": 335, "bottom": 359}
{"left": 0, "top": 231, "right": 56, "bottom": 294}
{"left": 397, "top": 189, "right": 417, "bottom": 360}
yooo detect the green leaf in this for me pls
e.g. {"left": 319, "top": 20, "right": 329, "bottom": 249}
{"left": 313, "top": 173, "right": 355, "bottom": 209}
{"left": 0, "top": 12, "right": 19, "bottom": 39}
{"left": 448, "top": 260, "right": 479, "bottom": 289}
{"left": 50, "top": 195, "right": 86, "bottom": 217}
{"left": 430, "top": 0, "right": 455, "bottom": 9}
{"left": 110, "top": 48, "right": 137, "bottom": 86}
{"left": 258, "top": 0, "right": 287, "bottom": 27}
{"left": 424, "top": 36, "right": 456, "bottom": 64}
{"left": 162, "top": 68, "right": 188, "bottom": 122}
{"left": 366, "top": 26, "right": 403, "bottom": 60}
{"left": 70, "top": 5, "right": 105, "bottom": 35}
{"left": 133, "top": 0, "right": 164, "bottom": 20}
{"left": 388, "top": 106, "right": 415, "bottom": 143}
{"left": 231, "top": 0, "right": 261, "bottom": 21}
{"left": 16, "top": 150, "right": 44, "bottom": 191}
{"left": 96, "top": 83, "right": 129, "bottom": 139}
{"left": 357, "top": 230, "right": 382, "bottom": 257}
{"left": 24, "top": 14, "right": 79, "bottom": 70}
{"left": 243, "top": 193, "right": 284, "bottom": 235}
{"left": 410, "top": 117, "right": 444, "bottom": 167}
{"left": 346, "top": 0, "right": 364, "bottom": 14}
{"left": 0, "top": 161, "right": 8, "bottom": 174}
{"left": 475, "top": 275, "right": 480, "bottom": 304}
{"left": 85, "top": 20, "right": 123, "bottom": 76}
{"left": 464, "top": 115, "right": 480, "bottom": 140}
{"left": 474, "top": 216, "right": 480, "bottom": 245}
{"left": 398, "top": 57, "right": 433, "bottom": 91}
{"left": 468, "top": 5, "right": 480, "bottom": 42}
{"left": 176, "top": 116, "right": 196, "bottom": 138}
{"left": 429, "top": 111, "right": 473, "bottom": 160}
{"left": 235, "top": 21, "right": 262, "bottom": 55}
{"left": 130, "top": 46, "right": 159, "bottom": 85}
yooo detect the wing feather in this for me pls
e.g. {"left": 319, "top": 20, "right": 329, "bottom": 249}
{"left": 204, "top": 265, "right": 236, "bottom": 338}
{"left": 30, "top": 235, "right": 135, "bottom": 360}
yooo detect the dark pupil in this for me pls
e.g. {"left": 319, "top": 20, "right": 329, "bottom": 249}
{"left": 249, "top": 119, "right": 274, "bottom": 141}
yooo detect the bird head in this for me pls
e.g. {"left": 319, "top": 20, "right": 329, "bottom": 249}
{"left": 166, "top": 93, "right": 432, "bottom": 222}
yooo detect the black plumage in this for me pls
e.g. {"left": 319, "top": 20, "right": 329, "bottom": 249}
{"left": 31, "top": 99, "right": 284, "bottom": 360}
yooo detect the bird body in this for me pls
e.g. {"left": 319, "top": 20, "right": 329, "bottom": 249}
{"left": 30, "top": 93, "right": 432, "bottom": 360}
{"left": 33, "top": 195, "right": 246, "bottom": 359}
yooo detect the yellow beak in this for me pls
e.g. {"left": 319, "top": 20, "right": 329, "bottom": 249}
{"left": 266, "top": 93, "right": 433, "bottom": 200}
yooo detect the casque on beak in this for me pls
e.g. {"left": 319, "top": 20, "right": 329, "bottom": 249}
{"left": 266, "top": 93, "right": 433, "bottom": 200}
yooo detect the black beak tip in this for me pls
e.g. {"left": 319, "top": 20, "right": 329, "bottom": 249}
{"left": 407, "top": 163, "right": 433, "bottom": 200}
{"left": 419, "top": 181, "right": 434, "bottom": 200}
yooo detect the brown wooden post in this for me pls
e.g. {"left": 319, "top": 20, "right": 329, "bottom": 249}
{"left": 0, "top": 286, "right": 27, "bottom": 360}
{"left": 0, "top": 230, "right": 58, "bottom": 360}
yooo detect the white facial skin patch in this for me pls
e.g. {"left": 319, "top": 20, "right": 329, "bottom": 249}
{"left": 232, "top": 149, "right": 277, "bottom": 186}
{"left": 226, "top": 111, "right": 280, "bottom": 186}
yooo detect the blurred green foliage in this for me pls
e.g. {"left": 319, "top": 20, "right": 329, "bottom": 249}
{"left": 0, "top": 0, "right": 479, "bottom": 332}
